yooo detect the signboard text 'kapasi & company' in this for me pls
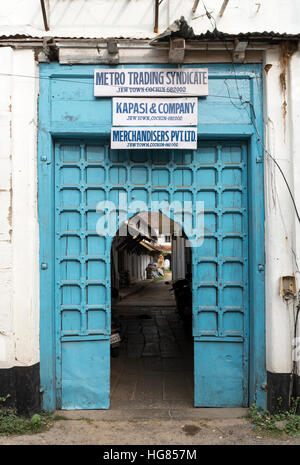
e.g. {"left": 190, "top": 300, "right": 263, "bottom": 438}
{"left": 113, "top": 98, "right": 198, "bottom": 126}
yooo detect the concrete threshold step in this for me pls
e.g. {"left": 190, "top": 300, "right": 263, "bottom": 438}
{"left": 56, "top": 408, "right": 247, "bottom": 422}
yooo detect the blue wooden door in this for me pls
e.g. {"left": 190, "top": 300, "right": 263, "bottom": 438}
{"left": 193, "top": 143, "right": 248, "bottom": 406}
{"left": 54, "top": 140, "right": 248, "bottom": 409}
{"left": 55, "top": 142, "right": 110, "bottom": 409}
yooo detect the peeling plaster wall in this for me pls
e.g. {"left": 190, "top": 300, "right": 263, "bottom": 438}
{"left": 290, "top": 49, "right": 300, "bottom": 291}
{"left": 289, "top": 48, "right": 300, "bottom": 375}
{"left": 0, "top": 47, "right": 14, "bottom": 367}
{"left": 0, "top": 47, "right": 39, "bottom": 368}
{"left": 264, "top": 44, "right": 300, "bottom": 374}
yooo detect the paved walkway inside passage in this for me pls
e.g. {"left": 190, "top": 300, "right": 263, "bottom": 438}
{"left": 117, "top": 272, "right": 175, "bottom": 307}
{"left": 111, "top": 276, "right": 194, "bottom": 410}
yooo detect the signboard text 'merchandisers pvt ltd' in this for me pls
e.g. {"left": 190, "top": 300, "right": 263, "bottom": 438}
{"left": 111, "top": 127, "right": 197, "bottom": 150}
{"left": 94, "top": 68, "right": 208, "bottom": 97}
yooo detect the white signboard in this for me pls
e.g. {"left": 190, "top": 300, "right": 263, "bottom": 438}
{"left": 95, "top": 68, "right": 208, "bottom": 97}
{"left": 113, "top": 97, "right": 198, "bottom": 126}
{"left": 111, "top": 127, "right": 197, "bottom": 150}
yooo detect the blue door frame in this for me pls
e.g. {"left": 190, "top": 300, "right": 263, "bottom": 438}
{"left": 38, "top": 63, "right": 266, "bottom": 411}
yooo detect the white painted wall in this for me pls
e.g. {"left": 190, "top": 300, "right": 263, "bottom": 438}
{"left": 157, "top": 235, "right": 171, "bottom": 245}
{"left": 0, "top": 0, "right": 299, "bottom": 39}
{"left": 264, "top": 46, "right": 300, "bottom": 373}
{"left": 289, "top": 50, "right": 300, "bottom": 326}
{"left": 0, "top": 47, "right": 14, "bottom": 368}
{"left": 0, "top": 47, "right": 39, "bottom": 368}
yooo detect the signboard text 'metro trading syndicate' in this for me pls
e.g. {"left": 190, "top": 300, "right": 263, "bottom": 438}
{"left": 94, "top": 67, "right": 209, "bottom": 149}
{"left": 94, "top": 68, "right": 208, "bottom": 96}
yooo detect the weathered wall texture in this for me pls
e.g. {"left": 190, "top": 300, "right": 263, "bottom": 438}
{"left": 0, "top": 47, "right": 39, "bottom": 369}
{"left": 0, "top": 0, "right": 299, "bottom": 38}
{"left": 264, "top": 46, "right": 300, "bottom": 375}
{"left": 0, "top": 47, "right": 14, "bottom": 368}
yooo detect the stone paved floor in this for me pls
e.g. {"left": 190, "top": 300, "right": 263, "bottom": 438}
{"left": 111, "top": 278, "right": 194, "bottom": 409}
{"left": 117, "top": 272, "right": 176, "bottom": 307}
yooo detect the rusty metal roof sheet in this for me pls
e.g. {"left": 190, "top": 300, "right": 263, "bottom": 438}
{"left": 150, "top": 17, "right": 300, "bottom": 43}
{"left": 1, "top": 17, "right": 299, "bottom": 43}
{"left": 1, "top": 22, "right": 300, "bottom": 42}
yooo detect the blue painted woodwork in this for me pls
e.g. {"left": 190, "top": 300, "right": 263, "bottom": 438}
{"left": 193, "top": 142, "right": 249, "bottom": 406}
{"left": 38, "top": 63, "right": 266, "bottom": 411}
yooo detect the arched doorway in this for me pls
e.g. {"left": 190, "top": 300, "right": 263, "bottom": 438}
{"left": 110, "top": 211, "right": 194, "bottom": 408}
{"left": 49, "top": 141, "right": 251, "bottom": 410}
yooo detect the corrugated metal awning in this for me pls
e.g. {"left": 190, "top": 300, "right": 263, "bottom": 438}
{"left": 150, "top": 17, "right": 300, "bottom": 44}
{"left": 1, "top": 17, "right": 300, "bottom": 42}
{"left": 139, "top": 241, "right": 157, "bottom": 252}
